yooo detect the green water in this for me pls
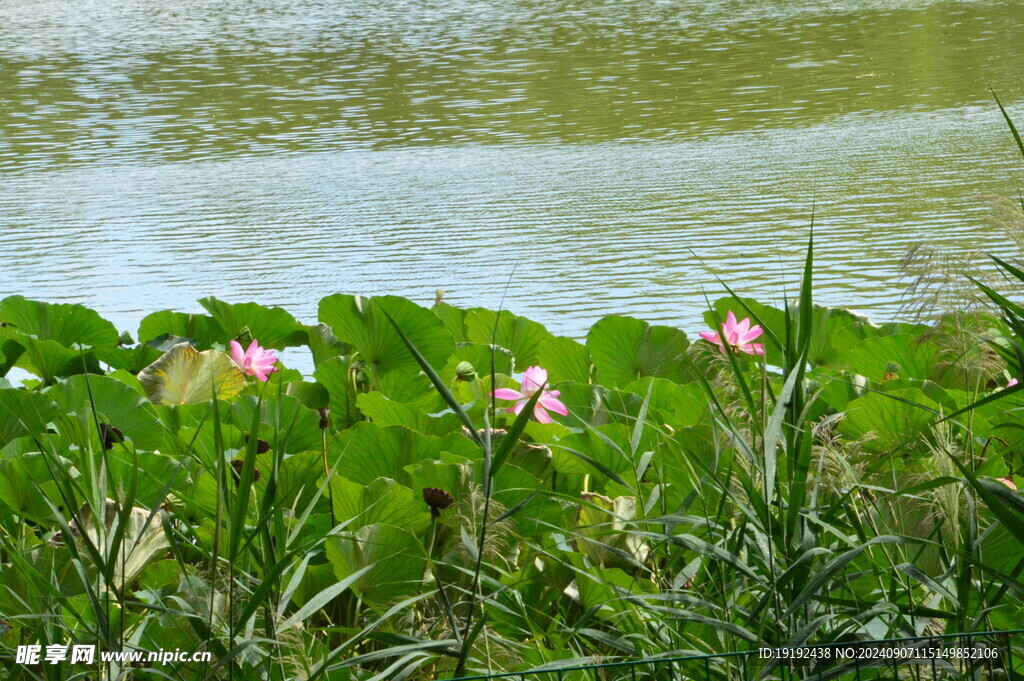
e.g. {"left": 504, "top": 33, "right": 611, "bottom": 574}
{"left": 1, "top": 0, "right": 1023, "bottom": 349}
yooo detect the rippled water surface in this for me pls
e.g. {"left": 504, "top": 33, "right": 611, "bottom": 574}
{"left": 1, "top": 0, "right": 1023, "bottom": 345}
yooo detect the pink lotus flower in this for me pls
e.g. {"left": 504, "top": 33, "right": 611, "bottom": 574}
{"left": 1009, "top": 378, "right": 1019, "bottom": 388}
{"left": 229, "top": 339, "right": 280, "bottom": 381}
{"left": 491, "top": 366, "right": 569, "bottom": 424}
{"left": 699, "top": 311, "right": 765, "bottom": 356}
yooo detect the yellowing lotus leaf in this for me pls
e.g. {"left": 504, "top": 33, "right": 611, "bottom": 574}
{"left": 138, "top": 342, "right": 245, "bottom": 405}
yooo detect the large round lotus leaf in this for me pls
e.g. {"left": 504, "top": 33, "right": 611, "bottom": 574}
{"left": 844, "top": 334, "right": 939, "bottom": 382}
{"left": 250, "top": 449, "right": 326, "bottom": 513}
{"left": 815, "top": 370, "right": 867, "bottom": 412}
{"left": 92, "top": 345, "right": 165, "bottom": 374}
{"left": 106, "top": 451, "right": 182, "bottom": 508}
{"left": 550, "top": 381, "right": 657, "bottom": 430}
{"left": 356, "top": 391, "right": 462, "bottom": 436}
{"left": 3, "top": 332, "right": 102, "bottom": 383}
{"left": 464, "top": 308, "right": 554, "bottom": 371}
{"left": 552, "top": 424, "right": 639, "bottom": 480}
{"left": 198, "top": 297, "right": 308, "bottom": 349}
{"left": 328, "top": 422, "right": 480, "bottom": 486}
{"left": 283, "top": 380, "right": 330, "bottom": 411}
{"left": 137, "top": 310, "right": 220, "bottom": 348}
{"left": 330, "top": 477, "right": 431, "bottom": 534}
{"left": 230, "top": 394, "right": 320, "bottom": 454}
{"left": 0, "top": 337, "right": 24, "bottom": 376}
{"left": 0, "top": 453, "right": 76, "bottom": 523}
{"left": 0, "top": 388, "right": 58, "bottom": 449}
{"left": 536, "top": 336, "right": 592, "bottom": 384}
{"left": 306, "top": 323, "right": 351, "bottom": 367}
{"left": 51, "top": 375, "right": 164, "bottom": 452}
{"left": 623, "top": 377, "right": 708, "bottom": 431}
{"left": 326, "top": 523, "right": 427, "bottom": 608}
{"left": 839, "top": 388, "right": 940, "bottom": 451}
{"left": 587, "top": 315, "right": 690, "bottom": 388}
{"left": 138, "top": 342, "right": 246, "bottom": 406}
{"left": 0, "top": 296, "right": 119, "bottom": 347}
{"left": 319, "top": 294, "right": 454, "bottom": 375}
{"left": 312, "top": 356, "right": 362, "bottom": 430}
{"left": 432, "top": 302, "right": 468, "bottom": 342}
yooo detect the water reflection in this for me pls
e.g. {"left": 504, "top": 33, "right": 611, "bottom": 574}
{"left": 0, "top": 0, "right": 1022, "bottom": 349}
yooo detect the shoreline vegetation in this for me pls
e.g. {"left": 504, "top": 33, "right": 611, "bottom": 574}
{"left": 1, "top": 111, "right": 1024, "bottom": 680}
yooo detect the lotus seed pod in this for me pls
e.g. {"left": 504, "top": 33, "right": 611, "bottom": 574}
{"left": 423, "top": 487, "right": 455, "bottom": 516}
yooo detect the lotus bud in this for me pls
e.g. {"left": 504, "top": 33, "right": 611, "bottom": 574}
{"left": 455, "top": 361, "right": 477, "bottom": 382}
{"left": 434, "top": 289, "right": 446, "bottom": 306}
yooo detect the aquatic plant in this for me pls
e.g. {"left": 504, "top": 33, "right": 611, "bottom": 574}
{"left": 698, "top": 310, "right": 765, "bottom": 355}
{"left": 490, "top": 365, "right": 568, "bottom": 423}
{"left": 229, "top": 338, "right": 280, "bottom": 381}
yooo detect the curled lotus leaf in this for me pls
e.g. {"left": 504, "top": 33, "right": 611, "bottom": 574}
{"left": 138, "top": 342, "right": 246, "bottom": 405}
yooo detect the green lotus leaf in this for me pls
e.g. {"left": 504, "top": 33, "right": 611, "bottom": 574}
{"left": 2, "top": 331, "right": 102, "bottom": 383}
{"left": 198, "top": 297, "right": 309, "bottom": 349}
{"left": 815, "top": 370, "right": 867, "bottom": 412}
{"left": 92, "top": 344, "right": 165, "bottom": 374}
{"left": 623, "top": 377, "right": 708, "bottom": 431}
{"left": 0, "top": 389, "right": 58, "bottom": 449}
{"left": 571, "top": 554, "right": 657, "bottom": 620}
{"left": 844, "top": 334, "right": 939, "bottom": 382}
{"left": 329, "top": 422, "right": 480, "bottom": 486}
{"left": 464, "top": 308, "right": 555, "bottom": 371}
{"left": 839, "top": 388, "right": 940, "bottom": 451}
{"left": 306, "top": 323, "right": 352, "bottom": 367}
{"left": 0, "top": 296, "right": 120, "bottom": 347}
{"left": 587, "top": 315, "right": 690, "bottom": 388}
{"left": 374, "top": 369, "right": 440, "bottom": 403}
{"left": 356, "top": 391, "right": 462, "bottom": 436}
{"left": 537, "top": 336, "right": 592, "bottom": 384}
{"left": 326, "top": 523, "right": 427, "bottom": 608}
{"left": 105, "top": 451, "right": 183, "bottom": 508}
{"left": 137, "top": 310, "right": 220, "bottom": 348}
{"left": 283, "top": 380, "right": 330, "bottom": 411}
{"left": 252, "top": 449, "right": 326, "bottom": 513}
{"left": 50, "top": 374, "right": 164, "bottom": 452}
{"left": 552, "top": 424, "right": 641, "bottom": 482}
{"left": 432, "top": 302, "right": 469, "bottom": 342}
{"left": 138, "top": 342, "right": 246, "bottom": 406}
{"left": 545, "top": 381, "right": 650, "bottom": 431}
{"left": 312, "top": 356, "right": 362, "bottom": 430}
{"left": 230, "top": 393, "right": 320, "bottom": 454}
{"left": 0, "top": 453, "right": 77, "bottom": 523}
{"left": 0, "top": 337, "right": 24, "bottom": 376}
{"left": 331, "top": 477, "right": 431, "bottom": 534}
{"left": 319, "top": 294, "right": 454, "bottom": 375}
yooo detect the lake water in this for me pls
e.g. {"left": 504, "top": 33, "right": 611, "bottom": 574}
{"left": 1, "top": 0, "right": 1023, "bottom": 353}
